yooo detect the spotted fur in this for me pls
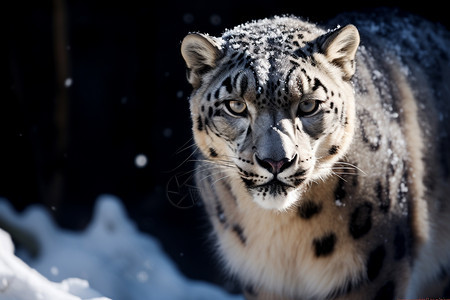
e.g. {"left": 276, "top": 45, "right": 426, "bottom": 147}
{"left": 181, "top": 9, "right": 450, "bottom": 299}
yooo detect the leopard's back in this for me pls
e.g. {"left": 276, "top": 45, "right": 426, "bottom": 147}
{"left": 340, "top": 10, "right": 450, "bottom": 297}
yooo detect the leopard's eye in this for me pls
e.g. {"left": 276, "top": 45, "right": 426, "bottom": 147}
{"left": 297, "top": 100, "right": 320, "bottom": 117}
{"left": 224, "top": 100, "right": 248, "bottom": 117}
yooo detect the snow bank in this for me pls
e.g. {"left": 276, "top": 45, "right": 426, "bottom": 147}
{"left": 0, "top": 195, "right": 242, "bottom": 300}
{"left": 0, "top": 227, "right": 108, "bottom": 300}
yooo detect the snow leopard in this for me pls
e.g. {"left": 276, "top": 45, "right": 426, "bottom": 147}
{"left": 180, "top": 9, "right": 450, "bottom": 300}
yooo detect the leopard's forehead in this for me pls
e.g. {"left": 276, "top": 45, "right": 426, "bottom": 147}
{"left": 222, "top": 16, "right": 325, "bottom": 52}
{"left": 221, "top": 16, "right": 325, "bottom": 62}
{"left": 212, "top": 17, "right": 328, "bottom": 92}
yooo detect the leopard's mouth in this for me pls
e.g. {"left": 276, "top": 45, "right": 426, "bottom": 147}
{"left": 240, "top": 167, "right": 309, "bottom": 194}
{"left": 245, "top": 177, "right": 308, "bottom": 210}
{"left": 240, "top": 167, "right": 311, "bottom": 210}
{"left": 253, "top": 179, "right": 295, "bottom": 196}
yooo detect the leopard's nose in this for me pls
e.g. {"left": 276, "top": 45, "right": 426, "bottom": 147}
{"left": 255, "top": 154, "right": 296, "bottom": 175}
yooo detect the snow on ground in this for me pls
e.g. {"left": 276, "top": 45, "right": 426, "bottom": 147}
{"left": 0, "top": 195, "right": 243, "bottom": 300}
{"left": 0, "top": 229, "right": 108, "bottom": 300}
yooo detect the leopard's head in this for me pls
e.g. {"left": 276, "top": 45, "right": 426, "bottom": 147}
{"left": 181, "top": 17, "right": 360, "bottom": 210}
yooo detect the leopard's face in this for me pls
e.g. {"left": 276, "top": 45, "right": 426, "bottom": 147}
{"left": 182, "top": 17, "right": 359, "bottom": 210}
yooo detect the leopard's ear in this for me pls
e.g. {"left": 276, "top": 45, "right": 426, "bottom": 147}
{"left": 181, "top": 33, "right": 223, "bottom": 88}
{"left": 321, "top": 24, "right": 360, "bottom": 80}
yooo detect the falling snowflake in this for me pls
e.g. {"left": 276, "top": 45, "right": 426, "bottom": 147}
{"left": 135, "top": 154, "right": 148, "bottom": 168}
{"left": 64, "top": 78, "right": 73, "bottom": 87}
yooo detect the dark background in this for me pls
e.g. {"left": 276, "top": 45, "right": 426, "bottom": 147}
{"left": 4, "top": 0, "right": 449, "bottom": 292}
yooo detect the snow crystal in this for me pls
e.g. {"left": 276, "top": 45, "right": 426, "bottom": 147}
{"left": 390, "top": 112, "right": 399, "bottom": 119}
{"left": 134, "top": 154, "right": 148, "bottom": 168}
{"left": 51, "top": 266, "right": 59, "bottom": 276}
{"left": 335, "top": 199, "right": 345, "bottom": 207}
{"left": 371, "top": 70, "right": 382, "bottom": 80}
{"left": 368, "top": 136, "right": 380, "bottom": 145}
{"left": 256, "top": 85, "right": 263, "bottom": 94}
{"left": 231, "top": 43, "right": 241, "bottom": 50}
{"left": 400, "top": 182, "right": 408, "bottom": 194}
{"left": 64, "top": 78, "right": 73, "bottom": 87}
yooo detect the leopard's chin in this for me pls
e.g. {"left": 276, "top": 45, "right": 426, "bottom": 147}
{"left": 249, "top": 182, "right": 304, "bottom": 211}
